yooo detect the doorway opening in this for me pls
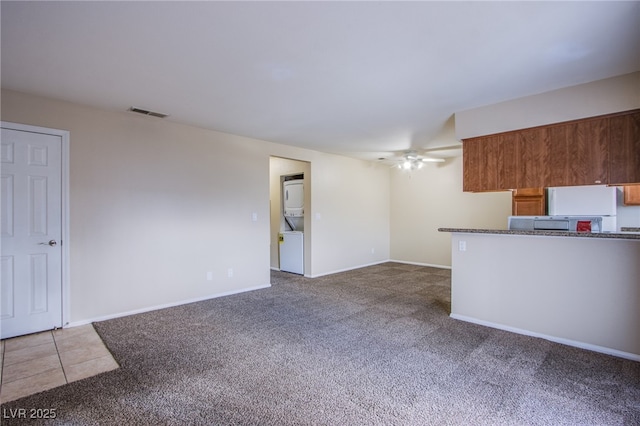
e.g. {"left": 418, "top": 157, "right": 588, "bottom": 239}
{"left": 269, "top": 157, "right": 311, "bottom": 276}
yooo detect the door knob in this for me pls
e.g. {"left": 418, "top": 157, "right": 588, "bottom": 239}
{"left": 40, "top": 240, "right": 57, "bottom": 246}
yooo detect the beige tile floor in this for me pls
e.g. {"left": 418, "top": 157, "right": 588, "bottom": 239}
{"left": 0, "top": 324, "right": 119, "bottom": 403}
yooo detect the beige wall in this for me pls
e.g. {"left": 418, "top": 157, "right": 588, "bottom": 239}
{"left": 2, "top": 90, "right": 272, "bottom": 323}
{"left": 390, "top": 156, "right": 511, "bottom": 267}
{"left": 450, "top": 232, "right": 640, "bottom": 360}
{"left": 455, "top": 71, "right": 640, "bottom": 139}
{"left": 1, "top": 89, "right": 391, "bottom": 325}
{"left": 308, "top": 154, "right": 391, "bottom": 275}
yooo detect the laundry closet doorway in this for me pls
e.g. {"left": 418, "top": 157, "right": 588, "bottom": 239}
{"left": 269, "top": 157, "right": 311, "bottom": 276}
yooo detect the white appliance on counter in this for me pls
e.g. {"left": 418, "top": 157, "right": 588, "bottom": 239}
{"left": 279, "top": 231, "right": 304, "bottom": 274}
{"left": 508, "top": 215, "right": 604, "bottom": 232}
{"left": 547, "top": 185, "right": 617, "bottom": 232}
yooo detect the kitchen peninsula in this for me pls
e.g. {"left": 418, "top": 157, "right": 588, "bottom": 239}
{"left": 439, "top": 228, "right": 640, "bottom": 360}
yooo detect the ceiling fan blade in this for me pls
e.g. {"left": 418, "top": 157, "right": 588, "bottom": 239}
{"left": 420, "top": 157, "right": 445, "bottom": 163}
{"left": 419, "top": 144, "right": 462, "bottom": 153}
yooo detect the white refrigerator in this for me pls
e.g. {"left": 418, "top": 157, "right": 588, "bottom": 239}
{"left": 279, "top": 231, "right": 304, "bottom": 275}
{"left": 547, "top": 185, "right": 617, "bottom": 231}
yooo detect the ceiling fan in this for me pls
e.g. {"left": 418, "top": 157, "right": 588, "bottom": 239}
{"left": 376, "top": 144, "right": 462, "bottom": 170}
{"left": 395, "top": 151, "right": 444, "bottom": 170}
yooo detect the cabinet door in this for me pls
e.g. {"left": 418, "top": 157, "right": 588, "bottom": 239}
{"left": 463, "top": 134, "right": 518, "bottom": 191}
{"left": 544, "top": 125, "right": 568, "bottom": 187}
{"left": 478, "top": 135, "right": 501, "bottom": 191}
{"left": 497, "top": 132, "right": 519, "bottom": 189}
{"left": 479, "top": 134, "right": 519, "bottom": 190}
{"left": 567, "top": 117, "right": 609, "bottom": 185}
{"left": 517, "top": 127, "right": 547, "bottom": 188}
{"left": 623, "top": 185, "right": 640, "bottom": 205}
{"left": 609, "top": 111, "right": 640, "bottom": 184}
{"left": 462, "top": 138, "right": 481, "bottom": 192}
{"left": 512, "top": 188, "right": 546, "bottom": 215}
{"left": 543, "top": 118, "right": 608, "bottom": 187}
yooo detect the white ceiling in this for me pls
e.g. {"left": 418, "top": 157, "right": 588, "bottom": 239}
{"left": 2, "top": 1, "right": 639, "bottom": 161}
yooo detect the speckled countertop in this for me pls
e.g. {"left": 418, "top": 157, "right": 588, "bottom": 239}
{"left": 438, "top": 228, "right": 640, "bottom": 240}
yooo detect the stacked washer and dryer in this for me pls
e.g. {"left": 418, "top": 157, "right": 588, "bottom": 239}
{"left": 279, "top": 177, "right": 304, "bottom": 274}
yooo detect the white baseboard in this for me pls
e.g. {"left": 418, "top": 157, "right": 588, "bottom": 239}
{"left": 390, "top": 259, "right": 451, "bottom": 270}
{"left": 66, "top": 284, "right": 271, "bottom": 328}
{"left": 308, "top": 260, "right": 390, "bottom": 278}
{"left": 306, "top": 259, "right": 450, "bottom": 278}
{"left": 450, "top": 313, "right": 640, "bottom": 362}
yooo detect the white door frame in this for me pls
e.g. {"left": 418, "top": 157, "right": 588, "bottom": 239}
{"left": 1, "top": 121, "right": 71, "bottom": 329}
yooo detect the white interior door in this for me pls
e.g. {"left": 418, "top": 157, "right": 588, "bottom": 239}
{"left": 1, "top": 127, "right": 63, "bottom": 339}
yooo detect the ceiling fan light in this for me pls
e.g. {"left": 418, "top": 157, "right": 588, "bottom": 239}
{"left": 393, "top": 151, "right": 446, "bottom": 170}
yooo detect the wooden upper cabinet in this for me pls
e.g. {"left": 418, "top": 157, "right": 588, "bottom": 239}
{"left": 545, "top": 117, "right": 609, "bottom": 187}
{"left": 479, "top": 135, "right": 502, "bottom": 190}
{"left": 462, "top": 109, "right": 640, "bottom": 192}
{"left": 463, "top": 134, "right": 519, "bottom": 191}
{"left": 462, "top": 138, "right": 481, "bottom": 192}
{"left": 516, "top": 128, "right": 547, "bottom": 188}
{"left": 479, "top": 134, "right": 520, "bottom": 190}
{"left": 463, "top": 126, "right": 550, "bottom": 191}
{"left": 543, "top": 125, "right": 567, "bottom": 187}
{"left": 609, "top": 111, "right": 640, "bottom": 184}
{"left": 567, "top": 117, "right": 609, "bottom": 185}
{"left": 463, "top": 128, "right": 547, "bottom": 192}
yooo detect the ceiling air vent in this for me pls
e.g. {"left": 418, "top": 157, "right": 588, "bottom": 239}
{"left": 128, "top": 107, "right": 169, "bottom": 118}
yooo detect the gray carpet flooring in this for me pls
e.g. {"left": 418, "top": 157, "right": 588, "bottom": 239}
{"left": 2, "top": 262, "right": 639, "bottom": 425}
